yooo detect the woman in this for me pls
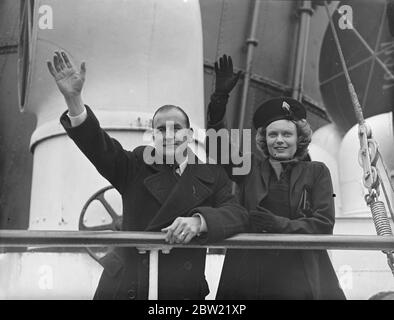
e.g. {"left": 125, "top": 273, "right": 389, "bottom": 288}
{"left": 208, "top": 55, "right": 345, "bottom": 300}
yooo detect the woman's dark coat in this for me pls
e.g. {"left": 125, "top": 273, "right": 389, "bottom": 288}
{"left": 216, "top": 154, "right": 346, "bottom": 299}
{"left": 60, "top": 105, "right": 249, "bottom": 300}
{"left": 207, "top": 95, "right": 345, "bottom": 300}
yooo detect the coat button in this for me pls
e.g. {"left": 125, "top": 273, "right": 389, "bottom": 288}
{"left": 183, "top": 261, "right": 192, "bottom": 271}
{"left": 127, "top": 289, "right": 136, "bottom": 300}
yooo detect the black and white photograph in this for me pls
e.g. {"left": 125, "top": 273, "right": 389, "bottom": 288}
{"left": 0, "top": 0, "right": 394, "bottom": 305}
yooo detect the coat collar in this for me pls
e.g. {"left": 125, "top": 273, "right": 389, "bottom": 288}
{"left": 256, "top": 157, "right": 306, "bottom": 215}
{"left": 261, "top": 156, "right": 304, "bottom": 187}
{"left": 257, "top": 157, "right": 271, "bottom": 204}
{"left": 289, "top": 161, "right": 306, "bottom": 215}
{"left": 143, "top": 150, "right": 215, "bottom": 231}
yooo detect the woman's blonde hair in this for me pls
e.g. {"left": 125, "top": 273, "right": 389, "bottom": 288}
{"left": 255, "top": 119, "right": 312, "bottom": 160}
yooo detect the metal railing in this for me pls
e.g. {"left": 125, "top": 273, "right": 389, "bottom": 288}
{"left": 1, "top": 230, "right": 394, "bottom": 299}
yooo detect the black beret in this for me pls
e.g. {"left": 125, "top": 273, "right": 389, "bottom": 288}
{"left": 252, "top": 96, "right": 307, "bottom": 129}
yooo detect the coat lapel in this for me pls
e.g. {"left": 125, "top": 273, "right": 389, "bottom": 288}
{"left": 289, "top": 162, "right": 305, "bottom": 217}
{"left": 143, "top": 163, "right": 175, "bottom": 205}
{"left": 145, "top": 161, "right": 215, "bottom": 231}
{"left": 258, "top": 158, "right": 271, "bottom": 204}
{"left": 243, "top": 157, "right": 270, "bottom": 211}
{"left": 245, "top": 157, "right": 305, "bottom": 214}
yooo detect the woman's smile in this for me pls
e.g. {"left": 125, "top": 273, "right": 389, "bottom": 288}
{"left": 266, "top": 119, "right": 298, "bottom": 160}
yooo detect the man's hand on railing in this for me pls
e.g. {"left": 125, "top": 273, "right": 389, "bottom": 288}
{"left": 161, "top": 217, "right": 202, "bottom": 244}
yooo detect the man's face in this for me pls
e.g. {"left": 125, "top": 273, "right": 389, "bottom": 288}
{"left": 152, "top": 108, "right": 192, "bottom": 163}
{"left": 266, "top": 119, "right": 298, "bottom": 160}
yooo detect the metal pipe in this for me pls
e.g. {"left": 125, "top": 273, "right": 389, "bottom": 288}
{"left": 1, "top": 230, "right": 394, "bottom": 251}
{"left": 238, "top": 0, "right": 261, "bottom": 132}
{"left": 291, "top": 0, "right": 313, "bottom": 101}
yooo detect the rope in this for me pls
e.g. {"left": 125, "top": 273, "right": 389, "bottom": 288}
{"left": 324, "top": 3, "right": 365, "bottom": 125}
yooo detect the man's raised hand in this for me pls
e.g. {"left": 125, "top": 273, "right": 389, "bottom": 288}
{"left": 47, "top": 51, "right": 86, "bottom": 98}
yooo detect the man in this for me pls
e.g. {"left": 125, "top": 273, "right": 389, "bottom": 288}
{"left": 47, "top": 51, "right": 248, "bottom": 300}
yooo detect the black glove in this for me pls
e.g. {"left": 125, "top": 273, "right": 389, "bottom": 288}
{"left": 214, "top": 54, "right": 241, "bottom": 94}
{"left": 207, "top": 92, "right": 228, "bottom": 125}
{"left": 249, "top": 209, "right": 278, "bottom": 233}
{"left": 207, "top": 55, "right": 241, "bottom": 124}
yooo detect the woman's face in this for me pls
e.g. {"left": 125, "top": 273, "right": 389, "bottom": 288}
{"left": 266, "top": 119, "right": 298, "bottom": 160}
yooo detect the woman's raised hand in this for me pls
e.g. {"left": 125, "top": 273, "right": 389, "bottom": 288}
{"left": 214, "top": 54, "right": 241, "bottom": 94}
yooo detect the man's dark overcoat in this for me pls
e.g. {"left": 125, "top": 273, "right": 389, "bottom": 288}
{"left": 60, "top": 106, "right": 248, "bottom": 300}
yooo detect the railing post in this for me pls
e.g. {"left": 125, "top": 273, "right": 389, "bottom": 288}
{"left": 148, "top": 249, "right": 159, "bottom": 300}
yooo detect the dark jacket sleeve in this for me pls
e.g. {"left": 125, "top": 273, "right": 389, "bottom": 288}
{"left": 60, "top": 105, "right": 139, "bottom": 194}
{"left": 250, "top": 163, "right": 335, "bottom": 234}
{"left": 206, "top": 93, "right": 248, "bottom": 183}
{"left": 207, "top": 92, "right": 229, "bottom": 127}
{"left": 190, "top": 166, "right": 249, "bottom": 243}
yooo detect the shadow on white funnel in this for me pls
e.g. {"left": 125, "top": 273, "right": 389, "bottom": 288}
{"left": 339, "top": 112, "right": 394, "bottom": 217}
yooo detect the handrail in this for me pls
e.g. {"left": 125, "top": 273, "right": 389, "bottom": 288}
{"left": 1, "top": 230, "right": 394, "bottom": 251}
{"left": 2, "top": 230, "right": 394, "bottom": 300}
